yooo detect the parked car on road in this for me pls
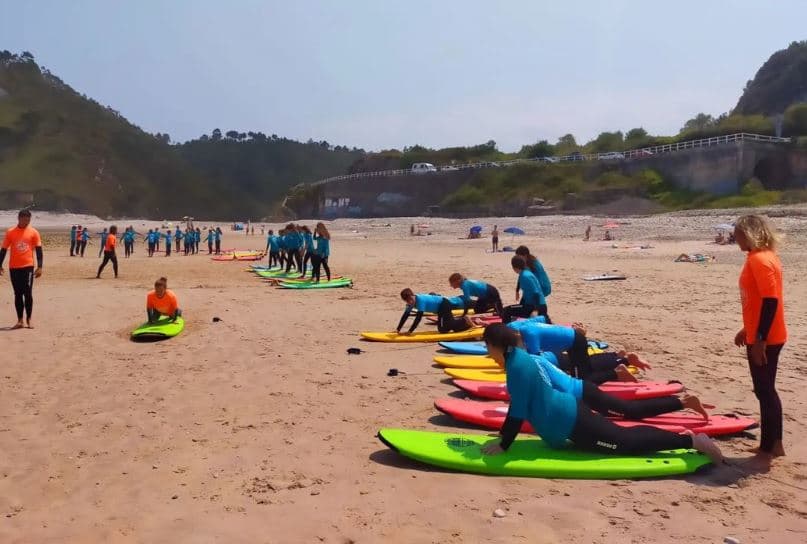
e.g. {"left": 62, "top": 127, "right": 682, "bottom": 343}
{"left": 411, "top": 163, "right": 437, "bottom": 174}
{"left": 598, "top": 152, "right": 625, "bottom": 160}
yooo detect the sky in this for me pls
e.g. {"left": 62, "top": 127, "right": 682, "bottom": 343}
{"left": 2, "top": 0, "right": 806, "bottom": 151}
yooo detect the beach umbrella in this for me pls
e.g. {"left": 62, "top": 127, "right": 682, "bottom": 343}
{"left": 503, "top": 227, "right": 524, "bottom": 235}
{"left": 470, "top": 225, "right": 483, "bottom": 233}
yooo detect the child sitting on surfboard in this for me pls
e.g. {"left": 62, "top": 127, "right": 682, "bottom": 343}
{"left": 147, "top": 277, "right": 182, "bottom": 323}
{"left": 396, "top": 289, "right": 473, "bottom": 335}
{"left": 478, "top": 324, "right": 723, "bottom": 464}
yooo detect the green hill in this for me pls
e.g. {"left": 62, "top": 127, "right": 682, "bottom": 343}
{"left": 0, "top": 51, "right": 363, "bottom": 219}
{"left": 735, "top": 40, "right": 807, "bottom": 115}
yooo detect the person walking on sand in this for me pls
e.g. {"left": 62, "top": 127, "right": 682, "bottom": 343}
{"left": 97, "top": 225, "right": 119, "bottom": 278}
{"left": 69, "top": 224, "right": 77, "bottom": 256}
{"left": 491, "top": 225, "right": 499, "bottom": 253}
{"left": 0, "top": 209, "right": 43, "bottom": 329}
{"left": 733, "top": 215, "right": 787, "bottom": 464}
{"left": 584, "top": 225, "right": 591, "bottom": 241}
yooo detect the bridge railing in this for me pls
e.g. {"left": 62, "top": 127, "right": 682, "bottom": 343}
{"left": 309, "top": 132, "right": 790, "bottom": 186}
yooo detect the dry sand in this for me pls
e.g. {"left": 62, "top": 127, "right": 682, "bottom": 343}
{"left": 1, "top": 209, "right": 806, "bottom": 543}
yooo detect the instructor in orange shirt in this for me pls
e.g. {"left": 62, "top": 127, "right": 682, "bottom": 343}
{"left": 733, "top": 215, "right": 787, "bottom": 461}
{"left": 0, "top": 209, "right": 44, "bottom": 329}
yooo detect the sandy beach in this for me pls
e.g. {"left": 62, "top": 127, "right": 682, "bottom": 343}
{"left": 1, "top": 209, "right": 806, "bottom": 543}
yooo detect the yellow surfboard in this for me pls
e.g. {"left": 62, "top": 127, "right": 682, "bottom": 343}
{"left": 433, "top": 355, "right": 498, "bottom": 369}
{"left": 360, "top": 328, "right": 484, "bottom": 343}
{"left": 445, "top": 364, "right": 639, "bottom": 382}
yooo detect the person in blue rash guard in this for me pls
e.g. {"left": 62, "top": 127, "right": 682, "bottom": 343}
{"left": 528, "top": 351, "right": 708, "bottom": 420}
{"left": 175, "top": 226, "right": 182, "bottom": 253}
{"left": 265, "top": 229, "right": 280, "bottom": 268}
{"left": 448, "top": 273, "right": 504, "bottom": 316}
{"left": 514, "top": 246, "right": 551, "bottom": 315}
{"left": 194, "top": 228, "right": 201, "bottom": 254}
{"left": 312, "top": 222, "right": 331, "bottom": 283}
{"left": 299, "top": 225, "right": 315, "bottom": 277}
{"left": 163, "top": 229, "right": 173, "bottom": 257}
{"left": 508, "top": 318, "right": 650, "bottom": 384}
{"left": 284, "top": 223, "right": 303, "bottom": 274}
{"left": 205, "top": 228, "right": 215, "bottom": 254}
{"left": 97, "top": 228, "right": 108, "bottom": 258}
{"left": 501, "top": 255, "right": 549, "bottom": 324}
{"left": 396, "top": 288, "right": 474, "bottom": 334}
{"left": 479, "top": 324, "right": 723, "bottom": 463}
{"left": 214, "top": 227, "right": 222, "bottom": 255}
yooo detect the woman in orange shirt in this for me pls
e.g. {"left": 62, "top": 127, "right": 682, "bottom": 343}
{"left": 96, "top": 225, "right": 118, "bottom": 279}
{"left": 733, "top": 215, "right": 786, "bottom": 460}
{"left": 147, "top": 277, "right": 181, "bottom": 323}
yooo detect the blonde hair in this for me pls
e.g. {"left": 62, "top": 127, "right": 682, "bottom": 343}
{"left": 735, "top": 215, "right": 781, "bottom": 251}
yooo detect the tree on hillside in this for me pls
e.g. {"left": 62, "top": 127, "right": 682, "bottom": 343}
{"left": 519, "top": 139, "right": 554, "bottom": 158}
{"left": 554, "top": 134, "right": 578, "bottom": 156}
{"left": 211, "top": 128, "right": 222, "bottom": 141}
{"left": 784, "top": 103, "right": 807, "bottom": 136}
{"left": 735, "top": 40, "right": 807, "bottom": 115}
{"left": 588, "top": 131, "right": 624, "bottom": 153}
{"left": 681, "top": 113, "right": 717, "bottom": 133}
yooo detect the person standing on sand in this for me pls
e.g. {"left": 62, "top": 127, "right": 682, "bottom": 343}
{"left": 79, "top": 227, "right": 90, "bottom": 256}
{"left": 0, "top": 209, "right": 43, "bottom": 329}
{"left": 491, "top": 225, "right": 499, "bottom": 252}
{"left": 69, "top": 225, "right": 77, "bottom": 256}
{"left": 98, "top": 227, "right": 108, "bottom": 258}
{"left": 215, "top": 227, "right": 222, "bottom": 254}
{"left": 584, "top": 225, "right": 591, "bottom": 241}
{"left": 96, "top": 225, "right": 118, "bottom": 278}
{"left": 733, "top": 215, "right": 787, "bottom": 463}
{"left": 175, "top": 226, "right": 182, "bottom": 253}
{"left": 206, "top": 228, "right": 215, "bottom": 254}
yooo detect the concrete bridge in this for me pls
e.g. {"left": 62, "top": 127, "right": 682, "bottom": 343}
{"left": 289, "top": 133, "right": 806, "bottom": 218}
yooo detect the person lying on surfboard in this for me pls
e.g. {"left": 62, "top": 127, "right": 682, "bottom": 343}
{"left": 524, "top": 345, "right": 709, "bottom": 421}
{"left": 147, "top": 277, "right": 182, "bottom": 324}
{"left": 448, "top": 273, "right": 504, "bottom": 317}
{"left": 396, "top": 288, "right": 473, "bottom": 335}
{"left": 507, "top": 318, "right": 652, "bottom": 384}
{"left": 478, "top": 324, "right": 723, "bottom": 464}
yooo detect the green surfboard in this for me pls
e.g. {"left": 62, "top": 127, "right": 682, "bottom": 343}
{"left": 255, "top": 269, "right": 313, "bottom": 279}
{"left": 377, "top": 429, "right": 711, "bottom": 479}
{"left": 278, "top": 278, "right": 352, "bottom": 289}
{"left": 131, "top": 316, "right": 185, "bottom": 339}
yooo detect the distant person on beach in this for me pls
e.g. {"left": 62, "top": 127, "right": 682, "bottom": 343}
{"left": 284, "top": 223, "right": 303, "bottom": 273}
{"left": 491, "top": 225, "right": 499, "bottom": 252}
{"left": 163, "top": 229, "right": 173, "bottom": 257}
{"left": 584, "top": 225, "right": 591, "bottom": 241}
{"left": 478, "top": 324, "right": 723, "bottom": 464}
{"left": 215, "top": 227, "right": 222, "bottom": 254}
{"left": 501, "top": 255, "right": 549, "bottom": 325}
{"left": 123, "top": 227, "right": 135, "bottom": 258}
{"left": 733, "top": 215, "right": 787, "bottom": 462}
{"left": 448, "top": 273, "right": 503, "bottom": 316}
{"left": 514, "top": 246, "right": 551, "bottom": 322}
{"left": 266, "top": 229, "right": 280, "bottom": 268}
{"left": 69, "top": 225, "right": 77, "bottom": 256}
{"left": 96, "top": 225, "right": 118, "bottom": 278}
{"left": 98, "top": 228, "right": 108, "bottom": 258}
{"left": 0, "top": 209, "right": 43, "bottom": 329}
{"left": 312, "top": 222, "right": 331, "bottom": 283}
{"left": 175, "top": 226, "right": 182, "bottom": 253}
{"left": 603, "top": 230, "right": 613, "bottom": 241}
{"left": 205, "top": 228, "right": 215, "bottom": 254}
{"left": 396, "top": 288, "right": 473, "bottom": 335}
{"left": 79, "top": 227, "right": 90, "bottom": 257}
{"left": 194, "top": 227, "right": 201, "bottom": 254}
{"left": 146, "top": 229, "right": 156, "bottom": 257}
{"left": 147, "top": 276, "right": 181, "bottom": 323}
{"left": 300, "top": 225, "right": 315, "bottom": 277}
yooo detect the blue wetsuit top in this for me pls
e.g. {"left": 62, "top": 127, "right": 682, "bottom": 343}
{"left": 502, "top": 347, "right": 577, "bottom": 449}
{"left": 518, "top": 269, "right": 545, "bottom": 306}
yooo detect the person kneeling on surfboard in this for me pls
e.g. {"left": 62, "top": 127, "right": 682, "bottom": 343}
{"left": 479, "top": 324, "right": 723, "bottom": 464}
{"left": 448, "top": 273, "right": 504, "bottom": 317}
{"left": 527, "top": 349, "right": 709, "bottom": 422}
{"left": 147, "top": 277, "right": 182, "bottom": 324}
{"left": 508, "top": 318, "right": 649, "bottom": 385}
{"left": 501, "top": 256, "right": 550, "bottom": 325}
{"left": 396, "top": 289, "right": 473, "bottom": 335}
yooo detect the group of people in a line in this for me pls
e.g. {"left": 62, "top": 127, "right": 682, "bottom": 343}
{"left": 392, "top": 215, "right": 787, "bottom": 467}
{"left": 265, "top": 222, "right": 332, "bottom": 282}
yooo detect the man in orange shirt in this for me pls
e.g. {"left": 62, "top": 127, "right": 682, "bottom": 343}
{"left": 96, "top": 225, "right": 118, "bottom": 278}
{"left": 0, "top": 209, "right": 44, "bottom": 329}
{"left": 733, "top": 215, "right": 787, "bottom": 462}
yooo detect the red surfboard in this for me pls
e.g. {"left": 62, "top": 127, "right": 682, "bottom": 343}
{"left": 452, "top": 379, "right": 684, "bottom": 401}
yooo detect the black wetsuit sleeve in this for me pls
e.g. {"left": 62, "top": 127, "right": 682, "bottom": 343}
{"left": 396, "top": 306, "right": 412, "bottom": 332}
{"left": 499, "top": 413, "right": 523, "bottom": 450}
{"left": 0, "top": 248, "right": 6, "bottom": 268}
{"left": 35, "top": 246, "right": 43, "bottom": 268}
{"left": 756, "top": 298, "right": 778, "bottom": 341}
{"left": 408, "top": 311, "right": 423, "bottom": 334}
